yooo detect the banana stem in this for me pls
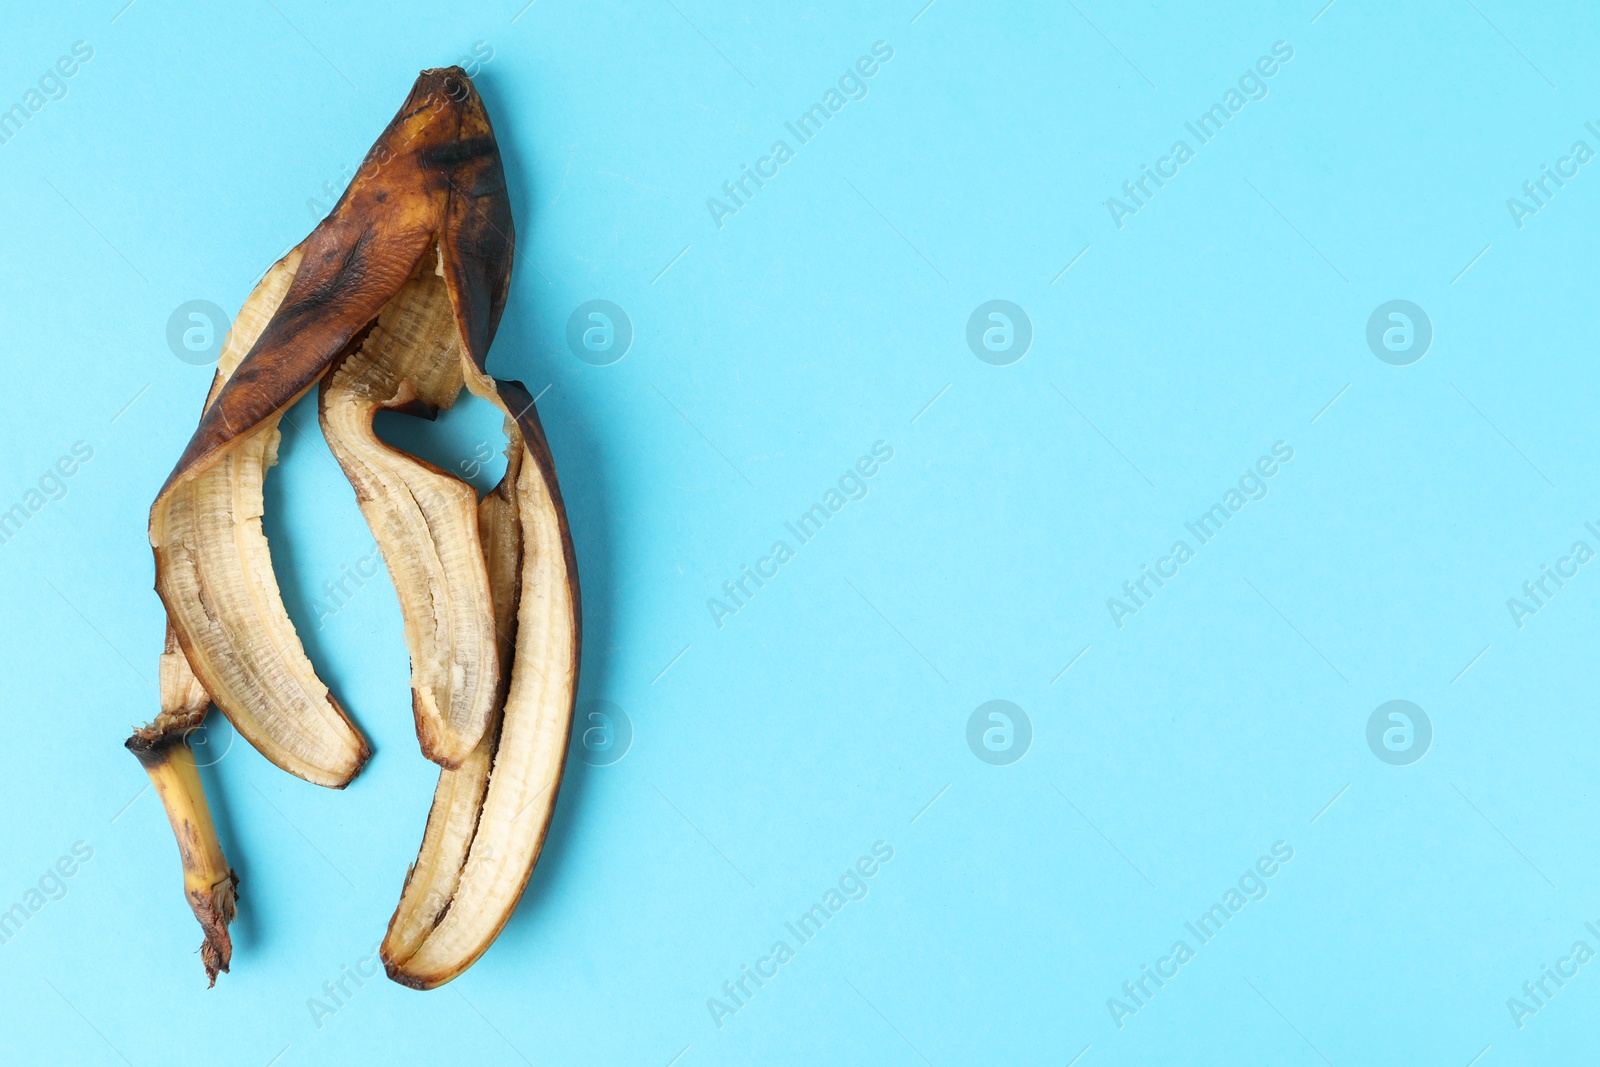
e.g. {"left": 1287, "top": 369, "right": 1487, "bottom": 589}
{"left": 125, "top": 732, "right": 238, "bottom": 986}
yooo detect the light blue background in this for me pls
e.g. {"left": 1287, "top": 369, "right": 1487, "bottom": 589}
{"left": 1, "top": 0, "right": 1596, "bottom": 1064}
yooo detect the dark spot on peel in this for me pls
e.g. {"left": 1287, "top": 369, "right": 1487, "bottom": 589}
{"left": 420, "top": 137, "right": 494, "bottom": 170}
{"left": 291, "top": 229, "right": 377, "bottom": 316}
{"left": 468, "top": 167, "right": 507, "bottom": 198}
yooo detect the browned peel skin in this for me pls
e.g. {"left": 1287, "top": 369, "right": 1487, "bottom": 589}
{"left": 379, "top": 74, "right": 581, "bottom": 988}
{"left": 374, "top": 127, "right": 579, "bottom": 979}
{"left": 156, "top": 69, "right": 510, "bottom": 494}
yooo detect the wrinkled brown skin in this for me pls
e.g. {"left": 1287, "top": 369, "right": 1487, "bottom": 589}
{"left": 157, "top": 67, "right": 509, "bottom": 498}
{"left": 135, "top": 66, "right": 578, "bottom": 982}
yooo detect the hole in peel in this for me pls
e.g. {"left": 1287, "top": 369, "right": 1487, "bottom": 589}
{"left": 374, "top": 389, "right": 509, "bottom": 496}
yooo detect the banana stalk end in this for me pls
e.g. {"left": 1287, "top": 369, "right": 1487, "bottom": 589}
{"left": 125, "top": 731, "right": 239, "bottom": 986}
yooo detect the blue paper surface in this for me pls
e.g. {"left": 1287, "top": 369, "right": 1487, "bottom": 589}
{"left": 1, "top": 1, "right": 1596, "bottom": 1064}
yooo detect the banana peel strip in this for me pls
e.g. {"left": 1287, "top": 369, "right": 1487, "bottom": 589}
{"left": 317, "top": 249, "right": 500, "bottom": 769}
{"left": 387, "top": 373, "right": 578, "bottom": 989}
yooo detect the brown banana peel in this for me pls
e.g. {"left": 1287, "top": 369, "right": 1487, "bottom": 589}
{"left": 127, "top": 67, "right": 579, "bottom": 987}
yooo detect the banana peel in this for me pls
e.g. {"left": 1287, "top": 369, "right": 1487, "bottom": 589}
{"left": 126, "top": 67, "right": 579, "bottom": 988}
